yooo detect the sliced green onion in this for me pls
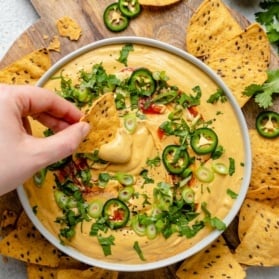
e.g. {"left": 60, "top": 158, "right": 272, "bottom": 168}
{"left": 88, "top": 200, "right": 103, "bottom": 218}
{"left": 131, "top": 217, "right": 146, "bottom": 236}
{"left": 67, "top": 197, "right": 77, "bottom": 208}
{"left": 115, "top": 172, "right": 135, "bottom": 186}
{"left": 33, "top": 168, "right": 47, "bottom": 187}
{"left": 124, "top": 113, "right": 137, "bottom": 134}
{"left": 212, "top": 162, "right": 229, "bottom": 175}
{"left": 182, "top": 187, "right": 195, "bottom": 204}
{"left": 146, "top": 223, "right": 157, "bottom": 239}
{"left": 118, "top": 186, "right": 135, "bottom": 201}
{"left": 54, "top": 191, "right": 69, "bottom": 209}
{"left": 195, "top": 166, "right": 214, "bottom": 183}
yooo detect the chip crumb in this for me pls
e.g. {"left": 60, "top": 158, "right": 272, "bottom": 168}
{"left": 56, "top": 16, "right": 82, "bottom": 41}
{"left": 48, "top": 35, "right": 61, "bottom": 52}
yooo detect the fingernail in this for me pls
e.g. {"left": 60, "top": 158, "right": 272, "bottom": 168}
{"left": 80, "top": 122, "right": 91, "bottom": 137}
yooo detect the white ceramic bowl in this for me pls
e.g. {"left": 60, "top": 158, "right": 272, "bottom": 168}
{"left": 17, "top": 37, "right": 251, "bottom": 272}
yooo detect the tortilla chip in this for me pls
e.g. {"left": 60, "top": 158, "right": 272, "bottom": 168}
{"left": 27, "top": 263, "right": 58, "bottom": 279}
{"left": 76, "top": 93, "right": 120, "bottom": 153}
{"left": 0, "top": 214, "right": 61, "bottom": 267}
{"left": 234, "top": 205, "right": 279, "bottom": 266}
{"left": 176, "top": 236, "right": 246, "bottom": 279}
{"left": 138, "top": 0, "right": 180, "bottom": 6}
{"left": 0, "top": 48, "right": 51, "bottom": 85}
{"left": 186, "top": 0, "right": 242, "bottom": 59}
{"left": 56, "top": 16, "right": 82, "bottom": 41}
{"left": 0, "top": 210, "right": 18, "bottom": 229}
{"left": 57, "top": 267, "right": 118, "bottom": 279}
{"left": 58, "top": 255, "right": 88, "bottom": 269}
{"left": 205, "top": 23, "right": 270, "bottom": 107}
{"left": 246, "top": 129, "right": 279, "bottom": 199}
{"left": 238, "top": 199, "right": 279, "bottom": 241}
{"left": 48, "top": 35, "right": 61, "bottom": 52}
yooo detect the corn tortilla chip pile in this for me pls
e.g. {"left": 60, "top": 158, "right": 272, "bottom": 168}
{"left": 246, "top": 129, "right": 279, "bottom": 200}
{"left": 176, "top": 236, "right": 246, "bottom": 278}
{"left": 186, "top": 0, "right": 242, "bottom": 59}
{"left": 235, "top": 199, "right": 279, "bottom": 266}
{"left": 0, "top": 211, "right": 61, "bottom": 267}
{"left": 186, "top": 0, "right": 270, "bottom": 108}
{"left": 205, "top": 23, "right": 270, "bottom": 107}
{"left": 76, "top": 92, "right": 120, "bottom": 153}
{"left": 0, "top": 210, "right": 119, "bottom": 278}
{"left": 0, "top": 49, "right": 51, "bottom": 85}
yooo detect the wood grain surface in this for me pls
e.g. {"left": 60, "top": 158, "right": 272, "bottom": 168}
{"left": 0, "top": 0, "right": 278, "bottom": 278}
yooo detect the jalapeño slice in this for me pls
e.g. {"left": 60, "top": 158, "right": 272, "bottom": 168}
{"left": 256, "top": 111, "right": 279, "bottom": 139}
{"left": 190, "top": 127, "right": 218, "bottom": 155}
{"left": 129, "top": 68, "right": 156, "bottom": 97}
{"left": 102, "top": 198, "right": 130, "bottom": 229}
{"left": 103, "top": 3, "right": 129, "bottom": 32}
{"left": 119, "top": 0, "right": 141, "bottom": 18}
{"left": 162, "top": 145, "right": 190, "bottom": 175}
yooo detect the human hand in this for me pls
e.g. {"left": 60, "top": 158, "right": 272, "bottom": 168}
{"left": 0, "top": 84, "right": 90, "bottom": 195}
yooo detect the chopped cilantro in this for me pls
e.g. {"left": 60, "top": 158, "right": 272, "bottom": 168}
{"left": 201, "top": 202, "right": 226, "bottom": 231}
{"left": 243, "top": 69, "right": 279, "bottom": 108}
{"left": 211, "top": 145, "right": 224, "bottom": 160}
{"left": 98, "top": 172, "right": 112, "bottom": 187}
{"left": 117, "top": 44, "right": 134, "bottom": 66}
{"left": 177, "top": 86, "right": 201, "bottom": 108}
{"left": 133, "top": 241, "right": 146, "bottom": 261}
{"left": 98, "top": 235, "right": 115, "bottom": 256}
{"left": 146, "top": 156, "right": 161, "bottom": 167}
{"left": 228, "top": 157, "right": 235, "bottom": 176}
{"left": 140, "top": 169, "right": 154, "bottom": 184}
{"left": 255, "top": 1, "right": 279, "bottom": 49}
{"left": 227, "top": 188, "right": 238, "bottom": 199}
{"left": 207, "top": 88, "right": 227, "bottom": 104}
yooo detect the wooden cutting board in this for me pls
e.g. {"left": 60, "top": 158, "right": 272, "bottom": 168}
{"left": 0, "top": 1, "right": 278, "bottom": 278}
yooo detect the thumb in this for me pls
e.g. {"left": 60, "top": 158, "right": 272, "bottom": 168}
{"left": 34, "top": 122, "right": 90, "bottom": 167}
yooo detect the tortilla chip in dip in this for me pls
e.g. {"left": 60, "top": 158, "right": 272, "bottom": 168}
{"left": 205, "top": 23, "right": 270, "bottom": 107}
{"left": 76, "top": 92, "right": 120, "bottom": 153}
{"left": 176, "top": 236, "right": 246, "bottom": 278}
{"left": 138, "top": 0, "right": 180, "bottom": 6}
{"left": 235, "top": 204, "right": 279, "bottom": 266}
{"left": 0, "top": 48, "right": 51, "bottom": 85}
{"left": 56, "top": 16, "right": 82, "bottom": 41}
{"left": 186, "top": 0, "right": 242, "bottom": 59}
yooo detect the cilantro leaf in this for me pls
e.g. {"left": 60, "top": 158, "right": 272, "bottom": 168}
{"left": 98, "top": 235, "right": 115, "bottom": 256}
{"left": 117, "top": 43, "right": 134, "bottom": 66}
{"left": 255, "top": 1, "right": 279, "bottom": 48}
{"left": 207, "top": 88, "right": 227, "bottom": 104}
{"left": 243, "top": 69, "right": 279, "bottom": 108}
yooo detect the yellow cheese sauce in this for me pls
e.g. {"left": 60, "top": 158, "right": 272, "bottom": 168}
{"left": 24, "top": 43, "right": 246, "bottom": 264}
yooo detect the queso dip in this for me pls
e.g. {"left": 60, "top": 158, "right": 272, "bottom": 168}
{"left": 23, "top": 43, "right": 246, "bottom": 265}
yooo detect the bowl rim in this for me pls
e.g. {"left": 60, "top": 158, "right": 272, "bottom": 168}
{"left": 17, "top": 36, "right": 251, "bottom": 272}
